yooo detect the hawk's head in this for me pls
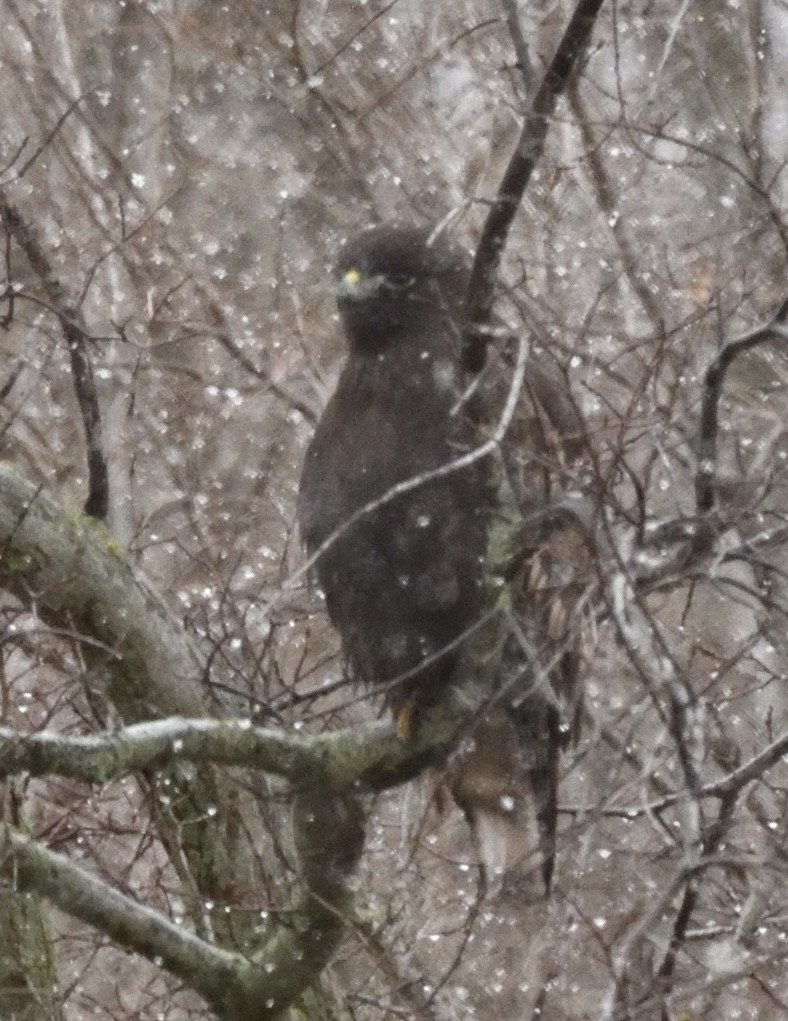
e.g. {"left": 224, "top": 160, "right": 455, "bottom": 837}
{"left": 334, "top": 225, "right": 469, "bottom": 352}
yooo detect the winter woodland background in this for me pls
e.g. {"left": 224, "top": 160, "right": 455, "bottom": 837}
{"left": 1, "top": 1, "right": 788, "bottom": 1019}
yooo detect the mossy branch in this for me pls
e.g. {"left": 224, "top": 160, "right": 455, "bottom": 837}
{"left": 0, "top": 463, "right": 500, "bottom": 1019}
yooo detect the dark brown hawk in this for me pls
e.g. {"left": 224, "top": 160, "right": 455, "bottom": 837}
{"left": 298, "top": 226, "right": 495, "bottom": 724}
{"left": 298, "top": 224, "right": 587, "bottom": 893}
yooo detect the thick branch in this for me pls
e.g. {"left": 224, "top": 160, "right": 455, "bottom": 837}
{"left": 0, "top": 732, "right": 372, "bottom": 1021}
{"left": 0, "top": 826, "right": 241, "bottom": 1012}
{"left": 0, "top": 462, "right": 247, "bottom": 934}
{"left": 1, "top": 823, "right": 362, "bottom": 1021}
{"left": 0, "top": 706, "right": 469, "bottom": 794}
{"left": 0, "top": 463, "right": 208, "bottom": 719}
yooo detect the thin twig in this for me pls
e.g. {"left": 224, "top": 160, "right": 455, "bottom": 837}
{"left": 287, "top": 332, "right": 529, "bottom": 603}
{"left": 14, "top": 92, "right": 91, "bottom": 180}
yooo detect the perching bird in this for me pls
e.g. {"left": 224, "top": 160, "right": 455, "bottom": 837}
{"left": 298, "top": 225, "right": 496, "bottom": 731}
{"left": 298, "top": 224, "right": 587, "bottom": 892}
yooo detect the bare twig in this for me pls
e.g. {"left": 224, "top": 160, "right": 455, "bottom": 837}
{"left": 287, "top": 332, "right": 529, "bottom": 606}
{"left": 566, "top": 728, "right": 788, "bottom": 822}
{"left": 568, "top": 83, "right": 666, "bottom": 334}
{"left": 13, "top": 91, "right": 91, "bottom": 181}
{"left": 501, "top": 0, "right": 535, "bottom": 94}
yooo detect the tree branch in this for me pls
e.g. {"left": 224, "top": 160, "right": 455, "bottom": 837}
{"left": 0, "top": 826, "right": 241, "bottom": 1012}
{"left": 0, "top": 463, "right": 208, "bottom": 719}
{"left": 695, "top": 298, "right": 788, "bottom": 514}
{"left": 0, "top": 461, "right": 254, "bottom": 939}
{"left": 500, "top": 0, "right": 535, "bottom": 94}
{"left": 0, "top": 461, "right": 502, "bottom": 1017}
{"left": 1, "top": 819, "right": 366, "bottom": 1021}
{"left": 0, "top": 191, "right": 110, "bottom": 520}
{"left": 0, "top": 707, "right": 471, "bottom": 794}
{"left": 464, "top": 0, "right": 607, "bottom": 370}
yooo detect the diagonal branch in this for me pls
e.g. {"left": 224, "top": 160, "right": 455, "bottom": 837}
{"left": 464, "top": 0, "right": 607, "bottom": 370}
{"left": 0, "top": 190, "right": 109, "bottom": 520}
{"left": 1, "top": 826, "right": 240, "bottom": 1010}
{"left": 1, "top": 810, "right": 365, "bottom": 1021}
{"left": 0, "top": 462, "right": 207, "bottom": 719}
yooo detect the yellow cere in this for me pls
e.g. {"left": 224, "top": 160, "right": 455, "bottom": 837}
{"left": 342, "top": 268, "right": 362, "bottom": 286}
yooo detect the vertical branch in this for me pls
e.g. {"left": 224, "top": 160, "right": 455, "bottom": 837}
{"left": 500, "top": 0, "right": 535, "bottom": 93}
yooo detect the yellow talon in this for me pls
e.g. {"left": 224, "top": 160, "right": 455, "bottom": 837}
{"left": 395, "top": 701, "right": 416, "bottom": 742}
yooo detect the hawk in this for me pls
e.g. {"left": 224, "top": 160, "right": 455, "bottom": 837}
{"left": 298, "top": 226, "right": 495, "bottom": 726}
{"left": 298, "top": 224, "right": 586, "bottom": 892}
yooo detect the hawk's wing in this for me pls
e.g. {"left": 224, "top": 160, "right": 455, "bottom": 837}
{"left": 450, "top": 345, "right": 592, "bottom": 896}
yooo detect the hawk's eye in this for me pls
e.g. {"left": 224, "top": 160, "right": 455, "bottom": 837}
{"left": 385, "top": 274, "right": 415, "bottom": 290}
